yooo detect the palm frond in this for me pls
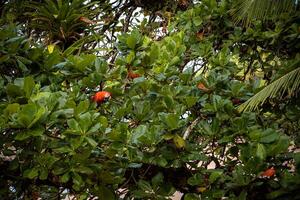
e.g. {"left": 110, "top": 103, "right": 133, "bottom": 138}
{"left": 232, "top": 0, "right": 297, "bottom": 25}
{"left": 238, "top": 66, "right": 300, "bottom": 112}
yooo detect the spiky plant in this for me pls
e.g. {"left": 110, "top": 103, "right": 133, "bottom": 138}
{"left": 24, "top": 0, "right": 99, "bottom": 49}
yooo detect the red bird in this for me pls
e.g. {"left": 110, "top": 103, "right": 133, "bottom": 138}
{"left": 92, "top": 91, "right": 111, "bottom": 104}
{"left": 261, "top": 167, "right": 276, "bottom": 177}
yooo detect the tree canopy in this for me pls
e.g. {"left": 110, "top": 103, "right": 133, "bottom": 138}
{"left": 0, "top": 0, "right": 300, "bottom": 199}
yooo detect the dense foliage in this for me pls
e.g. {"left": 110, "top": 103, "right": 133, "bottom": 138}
{"left": 0, "top": 0, "right": 300, "bottom": 199}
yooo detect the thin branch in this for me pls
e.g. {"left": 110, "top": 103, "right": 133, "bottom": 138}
{"left": 242, "top": 57, "right": 254, "bottom": 81}
{"left": 183, "top": 116, "right": 201, "bottom": 140}
{"left": 100, "top": 0, "right": 134, "bottom": 35}
{"left": 123, "top": 7, "right": 136, "bottom": 32}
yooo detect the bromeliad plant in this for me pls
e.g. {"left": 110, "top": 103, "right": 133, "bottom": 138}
{"left": 24, "top": 0, "right": 99, "bottom": 49}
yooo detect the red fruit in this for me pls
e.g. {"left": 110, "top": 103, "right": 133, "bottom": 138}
{"left": 128, "top": 71, "right": 141, "bottom": 79}
{"left": 92, "top": 91, "right": 111, "bottom": 104}
{"left": 261, "top": 167, "right": 275, "bottom": 177}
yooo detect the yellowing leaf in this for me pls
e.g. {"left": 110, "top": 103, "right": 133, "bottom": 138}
{"left": 47, "top": 44, "right": 55, "bottom": 54}
{"left": 163, "top": 133, "right": 174, "bottom": 140}
{"left": 197, "top": 186, "right": 207, "bottom": 193}
{"left": 173, "top": 134, "right": 185, "bottom": 148}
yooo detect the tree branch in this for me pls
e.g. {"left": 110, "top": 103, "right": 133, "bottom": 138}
{"left": 183, "top": 116, "right": 201, "bottom": 140}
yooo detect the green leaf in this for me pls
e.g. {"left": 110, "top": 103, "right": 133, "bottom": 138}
{"left": 169, "top": 56, "right": 181, "bottom": 66}
{"left": 67, "top": 118, "right": 81, "bottom": 131}
{"left": 23, "top": 168, "right": 39, "bottom": 179}
{"left": 95, "top": 58, "right": 108, "bottom": 73}
{"left": 85, "top": 137, "right": 98, "bottom": 147}
{"left": 76, "top": 166, "right": 93, "bottom": 174}
{"left": 259, "top": 129, "right": 279, "bottom": 143}
{"left": 126, "top": 51, "right": 135, "bottom": 64}
{"left": 266, "top": 189, "right": 289, "bottom": 199}
{"left": 15, "top": 127, "right": 44, "bottom": 140}
{"left": 237, "top": 190, "right": 247, "bottom": 200}
{"left": 0, "top": 55, "right": 9, "bottom": 62}
{"left": 294, "top": 153, "right": 300, "bottom": 171}
{"left": 131, "top": 125, "right": 147, "bottom": 144}
{"left": 4, "top": 103, "right": 20, "bottom": 116}
{"left": 155, "top": 156, "right": 168, "bottom": 167}
{"left": 148, "top": 44, "right": 159, "bottom": 64}
{"left": 126, "top": 31, "right": 141, "bottom": 49}
{"left": 185, "top": 97, "right": 198, "bottom": 107}
{"left": 6, "top": 84, "right": 23, "bottom": 97}
{"left": 164, "top": 95, "right": 175, "bottom": 109}
{"left": 163, "top": 133, "right": 174, "bottom": 140}
{"left": 15, "top": 131, "right": 31, "bottom": 141}
{"left": 61, "top": 173, "right": 70, "bottom": 183}
{"left": 188, "top": 173, "right": 203, "bottom": 186}
{"left": 97, "top": 185, "right": 115, "bottom": 200}
{"left": 75, "top": 100, "right": 90, "bottom": 115}
{"left": 72, "top": 172, "right": 83, "bottom": 190}
{"left": 87, "top": 123, "right": 101, "bottom": 134}
{"left": 193, "top": 16, "right": 202, "bottom": 26}
{"left": 127, "top": 37, "right": 137, "bottom": 49}
{"left": 159, "top": 113, "right": 180, "bottom": 130}
{"left": 78, "top": 112, "right": 92, "bottom": 133}
{"left": 29, "top": 126, "right": 44, "bottom": 137}
{"left": 256, "top": 143, "right": 266, "bottom": 160}
{"left": 23, "top": 76, "right": 35, "bottom": 98}
{"left": 99, "top": 116, "right": 108, "bottom": 128}
{"left": 69, "top": 54, "right": 96, "bottom": 72}
{"left": 151, "top": 172, "right": 164, "bottom": 186}
{"left": 209, "top": 170, "right": 223, "bottom": 183}
{"left": 54, "top": 146, "right": 73, "bottom": 153}
{"left": 17, "top": 59, "right": 29, "bottom": 72}
{"left": 70, "top": 137, "right": 84, "bottom": 150}
{"left": 28, "top": 107, "right": 47, "bottom": 128}
{"left": 268, "top": 135, "right": 289, "bottom": 155}
{"left": 18, "top": 104, "right": 37, "bottom": 127}
{"left": 249, "top": 130, "right": 262, "bottom": 141}
{"left": 138, "top": 180, "right": 152, "bottom": 191}
{"left": 39, "top": 168, "right": 48, "bottom": 180}
{"left": 184, "top": 193, "right": 201, "bottom": 200}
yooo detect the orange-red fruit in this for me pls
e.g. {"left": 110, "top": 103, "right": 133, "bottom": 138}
{"left": 92, "top": 91, "right": 111, "bottom": 104}
{"left": 261, "top": 167, "right": 275, "bottom": 177}
{"left": 197, "top": 82, "right": 209, "bottom": 92}
{"left": 128, "top": 71, "right": 141, "bottom": 79}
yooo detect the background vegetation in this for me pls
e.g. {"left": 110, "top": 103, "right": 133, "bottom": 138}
{"left": 0, "top": 0, "right": 299, "bottom": 199}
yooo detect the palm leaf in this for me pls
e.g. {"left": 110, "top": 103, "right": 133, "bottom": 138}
{"left": 238, "top": 66, "right": 300, "bottom": 112}
{"left": 232, "top": 0, "right": 297, "bottom": 25}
